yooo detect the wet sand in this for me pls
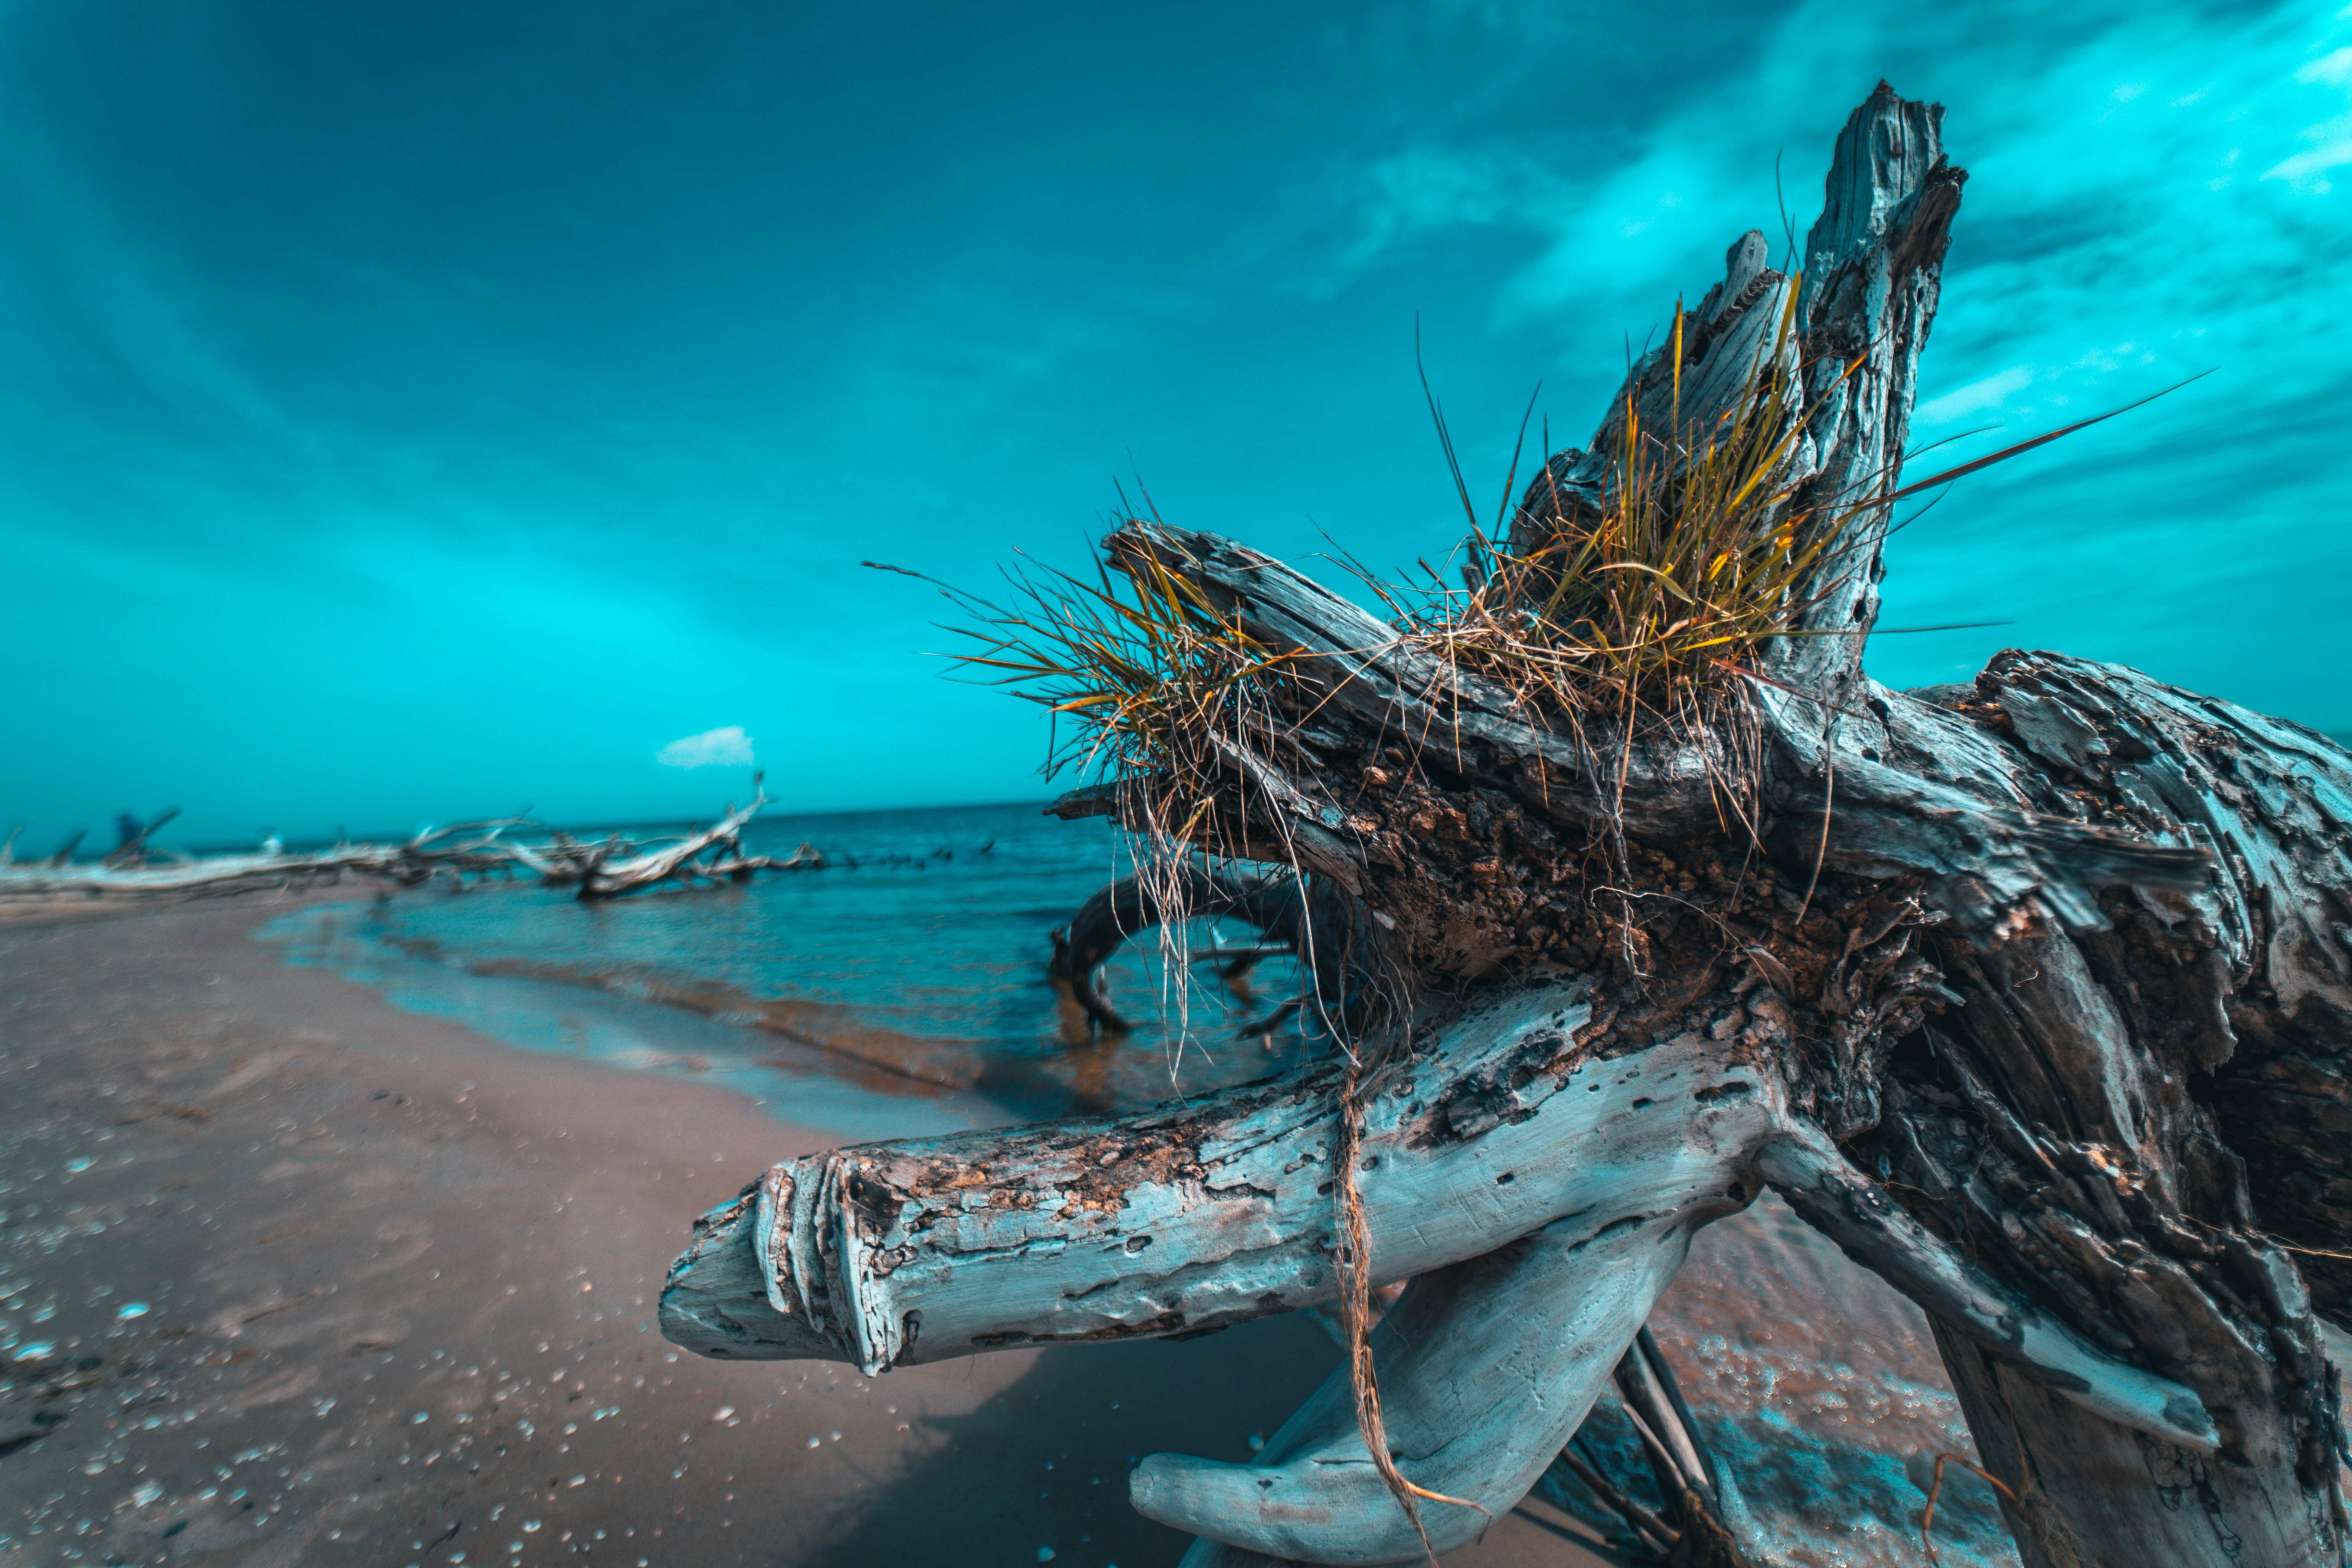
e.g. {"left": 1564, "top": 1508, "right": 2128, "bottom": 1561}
{"left": 0, "top": 894, "right": 2007, "bottom": 1568}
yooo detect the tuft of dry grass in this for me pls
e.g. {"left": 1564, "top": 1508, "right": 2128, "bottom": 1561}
{"left": 1403, "top": 281, "right": 1844, "bottom": 732}
{"left": 871, "top": 538, "right": 1336, "bottom": 1078}
{"left": 897, "top": 277, "right": 2199, "bottom": 798}
{"left": 909, "top": 280, "right": 1861, "bottom": 816}
{"left": 920, "top": 535, "right": 1287, "bottom": 780}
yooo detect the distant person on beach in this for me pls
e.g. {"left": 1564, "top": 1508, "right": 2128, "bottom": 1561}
{"left": 261, "top": 829, "right": 283, "bottom": 857}
{"left": 114, "top": 811, "right": 142, "bottom": 848}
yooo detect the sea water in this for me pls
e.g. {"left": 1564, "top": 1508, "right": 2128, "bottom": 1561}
{"left": 258, "top": 798, "right": 2016, "bottom": 1566}
{"left": 262, "top": 799, "right": 1316, "bottom": 1132}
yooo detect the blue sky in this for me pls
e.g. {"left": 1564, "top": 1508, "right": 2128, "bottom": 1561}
{"left": 2, "top": 0, "right": 2346, "bottom": 848}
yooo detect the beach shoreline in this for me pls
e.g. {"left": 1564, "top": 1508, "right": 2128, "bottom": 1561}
{"left": 0, "top": 892, "right": 1639, "bottom": 1567}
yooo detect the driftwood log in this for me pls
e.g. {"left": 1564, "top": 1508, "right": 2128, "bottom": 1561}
{"left": 0, "top": 775, "right": 804, "bottom": 906}
{"left": 664, "top": 85, "right": 2352, "bottom": 1566}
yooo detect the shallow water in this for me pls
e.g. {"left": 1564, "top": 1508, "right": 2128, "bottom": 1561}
{"left": 257, "top": 798, "right": 2018, "bottom": 1566}
{"left": 262, "top": 800, "right": 1320, "bottom": 1132}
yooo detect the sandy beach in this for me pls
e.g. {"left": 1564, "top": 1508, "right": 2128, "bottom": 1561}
{"left": 0, "top": 894, "right": 2005, "bottom": 1568}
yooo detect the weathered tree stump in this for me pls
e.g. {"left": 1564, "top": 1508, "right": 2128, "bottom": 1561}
{"left": 664, "top": 84, "right": 2352, "bottom": 1566}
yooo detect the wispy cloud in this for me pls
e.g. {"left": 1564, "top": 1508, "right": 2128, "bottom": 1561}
{"left": 1333, "top": 146, "right": 1554, "bottom": 276}
{"left": 1914, "top": 365, "right": 2036, "bottom": 425}
{"left": 1327, "top": 0, "right": 2349, "bottom": 387}
{"left": 655, "top": 726, "right": 754, "bottom": 769}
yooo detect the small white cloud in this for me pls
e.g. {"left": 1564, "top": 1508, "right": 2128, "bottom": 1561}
{"left": 2263, "top": 124, "right": 2352, "bottom": 189}
{"left": 1915, "top": 365, "right": 2036, "bottom": 425}
{"left": 656, "top": 726, "right": 755, "bottom": 769}
{"left": 1334, "top": 146, "right": 1524, "bottom": 273}
{"left": 2296, "top": 47, "right": 2352, "bottom": 87}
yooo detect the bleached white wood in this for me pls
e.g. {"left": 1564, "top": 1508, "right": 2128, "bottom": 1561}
{"left": 694, "top": 985, "right": 1778, "bottom": 1372}
{"left": 1755, "top": 1123, "right": 2217, "bottom": 1449}
{"left": 1133, "top": 1205, "right": 1698, "bottom": 1563}
{"left": 662, "top": 989, "right": 2213, "bottom": 1455}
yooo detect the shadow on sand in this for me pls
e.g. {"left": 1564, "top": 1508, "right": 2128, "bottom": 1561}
{"left": 800, "top": 1309, "right": 1646, "bottom": 1568}
{"left": 802, "top": 1313, "right": 1341, "bottom": 1567}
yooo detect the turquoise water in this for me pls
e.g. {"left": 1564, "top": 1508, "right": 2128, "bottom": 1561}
{"left": 261, "top": 799, "right": 1315, "bottom": 1133}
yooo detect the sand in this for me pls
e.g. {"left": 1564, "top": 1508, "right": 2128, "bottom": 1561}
{"left": 0, "top": 894, "right": 2004, "bottom": 1568}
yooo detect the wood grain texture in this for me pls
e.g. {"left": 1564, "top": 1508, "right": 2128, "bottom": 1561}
{"left": 667, "top": 984, "right": 1777, "bottom": 1372}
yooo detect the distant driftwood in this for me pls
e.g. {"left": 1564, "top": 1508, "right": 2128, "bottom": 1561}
{"left": 666, "top": 85, "right": 2352, "bottom": 1568}
{"left": 0, "top": 774, "right": 806, "bottom": 905}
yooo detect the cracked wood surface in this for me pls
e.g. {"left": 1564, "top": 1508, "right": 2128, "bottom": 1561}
{"left": 1849, "top": 653, "right": 2352, "bottom": 1566}
{"left": 664, "top": 982, "right": 2216, "bottom": 1561}
{"left": 668, "top": 985, "right": 1770, "bottom": 1372}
